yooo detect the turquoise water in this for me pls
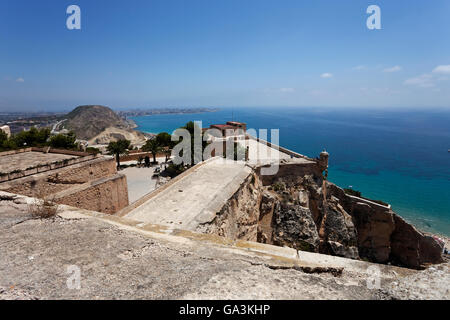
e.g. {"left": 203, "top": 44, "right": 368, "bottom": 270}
{"left": 131, "top": 107, "right": 450, "bottom": 236}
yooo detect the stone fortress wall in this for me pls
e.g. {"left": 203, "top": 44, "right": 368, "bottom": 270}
{"left": 198, "top": 154, "right": 443, "bottom": 269}
{"left": 0, "top": 148, "right": 128, "bottom": 214}
{"left": 110, "top": 122, "right": 443, "bottom": 269}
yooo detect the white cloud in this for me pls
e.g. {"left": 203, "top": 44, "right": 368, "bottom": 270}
{"left": 432, "top": 65, "right": 450, "bottom": 74}
{"left": 404, "top": 74, "right": 435, "bottom": 88}
{"left": 383, "top": 66, "right": 402, "bottom": 73}
{"left": 320, "top": 73, "right": 333, "bottom": 78}
{"left": 279, "top": 88, "right": 294, "bottom": 93}
{"left": 16, "top": 78, "right": 25, "bottom": 83}
{"left": 404, "top": 65, "right": 450, "bottom": 89}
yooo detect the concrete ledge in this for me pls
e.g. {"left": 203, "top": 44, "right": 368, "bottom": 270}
{"left": 0, "top": 148, "right": 33, "bottom": 157}
{"left": 1, "top": 191, "right": 414, "bottom": 280}
{"left": 41, "top": 192, "right": 414, "bottom": 278}
{"left": 0, "top": 152, "right": 98, "bottom": 183}
{"left": 116, "top": 157, "right": 220, "bottom": 217}
{"left": 0, "top": 157, "right": 115, "bottom": 188}
{"left": 247, "top": 134, "right": 316, "bottom": 162}
{"left": 347, "top": 194, "right": 391, "bottom": 210}
{"left": 31, "top": 147, "right": 92, "bottom": 157}
{"left": 52, "top": 173, "right": 126, "bottom": 199}
{"left": 188, "top": 163, "right": 252, "bottom": 228}
{"left": 235, "top": 240, "right": 299, "bottom": 260}
{"left": 90, "top": 209, "right": 414, "bottom": 277}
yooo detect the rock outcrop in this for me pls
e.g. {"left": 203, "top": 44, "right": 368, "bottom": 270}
{"left": 63, "top": 105, "right": 142, "bottom": 142}
{"left": 88, "top": 126, "right": 147, "bottom": 147}
{"left": 272, "top": 203, "right": 320, "bottom": 253}
{"left": 201, "top": 158, "right": 444, "bottom": 269}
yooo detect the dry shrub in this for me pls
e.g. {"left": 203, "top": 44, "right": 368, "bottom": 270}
{"left": 28, "top": 191, "right": 59, "bottom": 219}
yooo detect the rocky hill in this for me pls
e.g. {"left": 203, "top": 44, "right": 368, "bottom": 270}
{"left": 63, "top": 105, "right": 131, "bottom": 140}
{"left": 61, "top": 105, "right": 146, "bottom": 146}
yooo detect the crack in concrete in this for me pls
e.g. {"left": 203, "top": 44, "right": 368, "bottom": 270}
{"left": 242, "top": 259, "right": 344, "bottom": 277}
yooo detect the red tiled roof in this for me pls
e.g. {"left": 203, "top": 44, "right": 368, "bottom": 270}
{"left": 210, "top": 124, "right": 235, "bottom": 129}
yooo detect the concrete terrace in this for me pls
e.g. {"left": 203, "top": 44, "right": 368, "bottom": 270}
{"left": 124, "top": 158, "right": 252, "bottom": 230}
{"left": 121, "top": 138, "right": 313, "bottom": 230}
{"left": 0, "top": 151, "right": 76, "bottom": 173}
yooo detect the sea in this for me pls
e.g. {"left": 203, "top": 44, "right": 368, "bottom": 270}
{"left": 130, "top": 107, "right": 450, "bottom": 237}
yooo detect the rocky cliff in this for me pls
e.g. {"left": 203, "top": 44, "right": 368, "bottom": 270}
{"left": 199, "top": 158, "right": 444, "bottom": 269}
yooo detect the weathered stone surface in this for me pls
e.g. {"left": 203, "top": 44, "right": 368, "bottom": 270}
{"left": 384, "top": 263, "right": 450, "bottom": 300}
{"left": 390, "top": 214, "right": 444, "bottom": 269}
{"left": 350, "top": 201, "right": 395, "bottom": 263}
{"left": 318, "top": 198, "right": 359, "bottom": 259}
{"left": 328, "top": 183, "right": 443, "bottom": 269}
{"left": 0, "top": 198, "right": 397, "bottom": 300}
{"left": 272, "top": 203, "right": 320, "bottom": 252}
{"left": 257, "top": 192, "right": 276, "bottom": 243}
{"left": 198, "top": 171, "right": 261, "bottom": 242}
{"left": 1, "top": 195, "right": 447, "bottom": 300}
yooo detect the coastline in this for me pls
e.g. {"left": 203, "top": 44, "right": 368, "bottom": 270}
{"left": 129, "top": 108, "right": 450, "bottom": 238}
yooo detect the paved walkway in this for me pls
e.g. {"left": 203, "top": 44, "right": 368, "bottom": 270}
{"left": 121, "top": 167, "right": 158, "bottom": 204}
{"left": 124, "top": 158, "right": 252, "bottom": 230}
{"left": 121, "top": 156, "right": 169, "bottom": 204}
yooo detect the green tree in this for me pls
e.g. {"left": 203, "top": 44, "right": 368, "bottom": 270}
{"left": 0, "top": 130, "right": 7, "bottom": 144}
{"left": 107, "top": 139, "right": 131, "bottom": 169}
{"left": 156, "top": 132, "right": 174, "bottom": 162}
{"left": 49, "top": 132, "right": 77, "bottom": 149}
{"left": 12, "top": 127, "right": 51, "bottom": 148}
{"left": 156, "top": 132, "right": 172, "bottom": 147}
{"left": 182, "top": 121, "right": 197, "bottom": 135}
{"left": 142, "top": 138, "right": 162, "bottom": 163}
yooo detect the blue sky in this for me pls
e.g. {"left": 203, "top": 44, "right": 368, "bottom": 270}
{"left": 1, "top": 0, "right": 449, "bottom": 111}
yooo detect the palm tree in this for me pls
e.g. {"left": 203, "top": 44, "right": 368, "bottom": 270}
{"left": 142, "top": 138, "right": 162, "bottom": 164}
{"left": 107, "top": 139, "right": 131, "bottom": 169}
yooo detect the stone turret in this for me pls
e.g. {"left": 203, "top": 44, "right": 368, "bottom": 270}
{"left": 318, "top": 150, "right": 329, "bottom": 172}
